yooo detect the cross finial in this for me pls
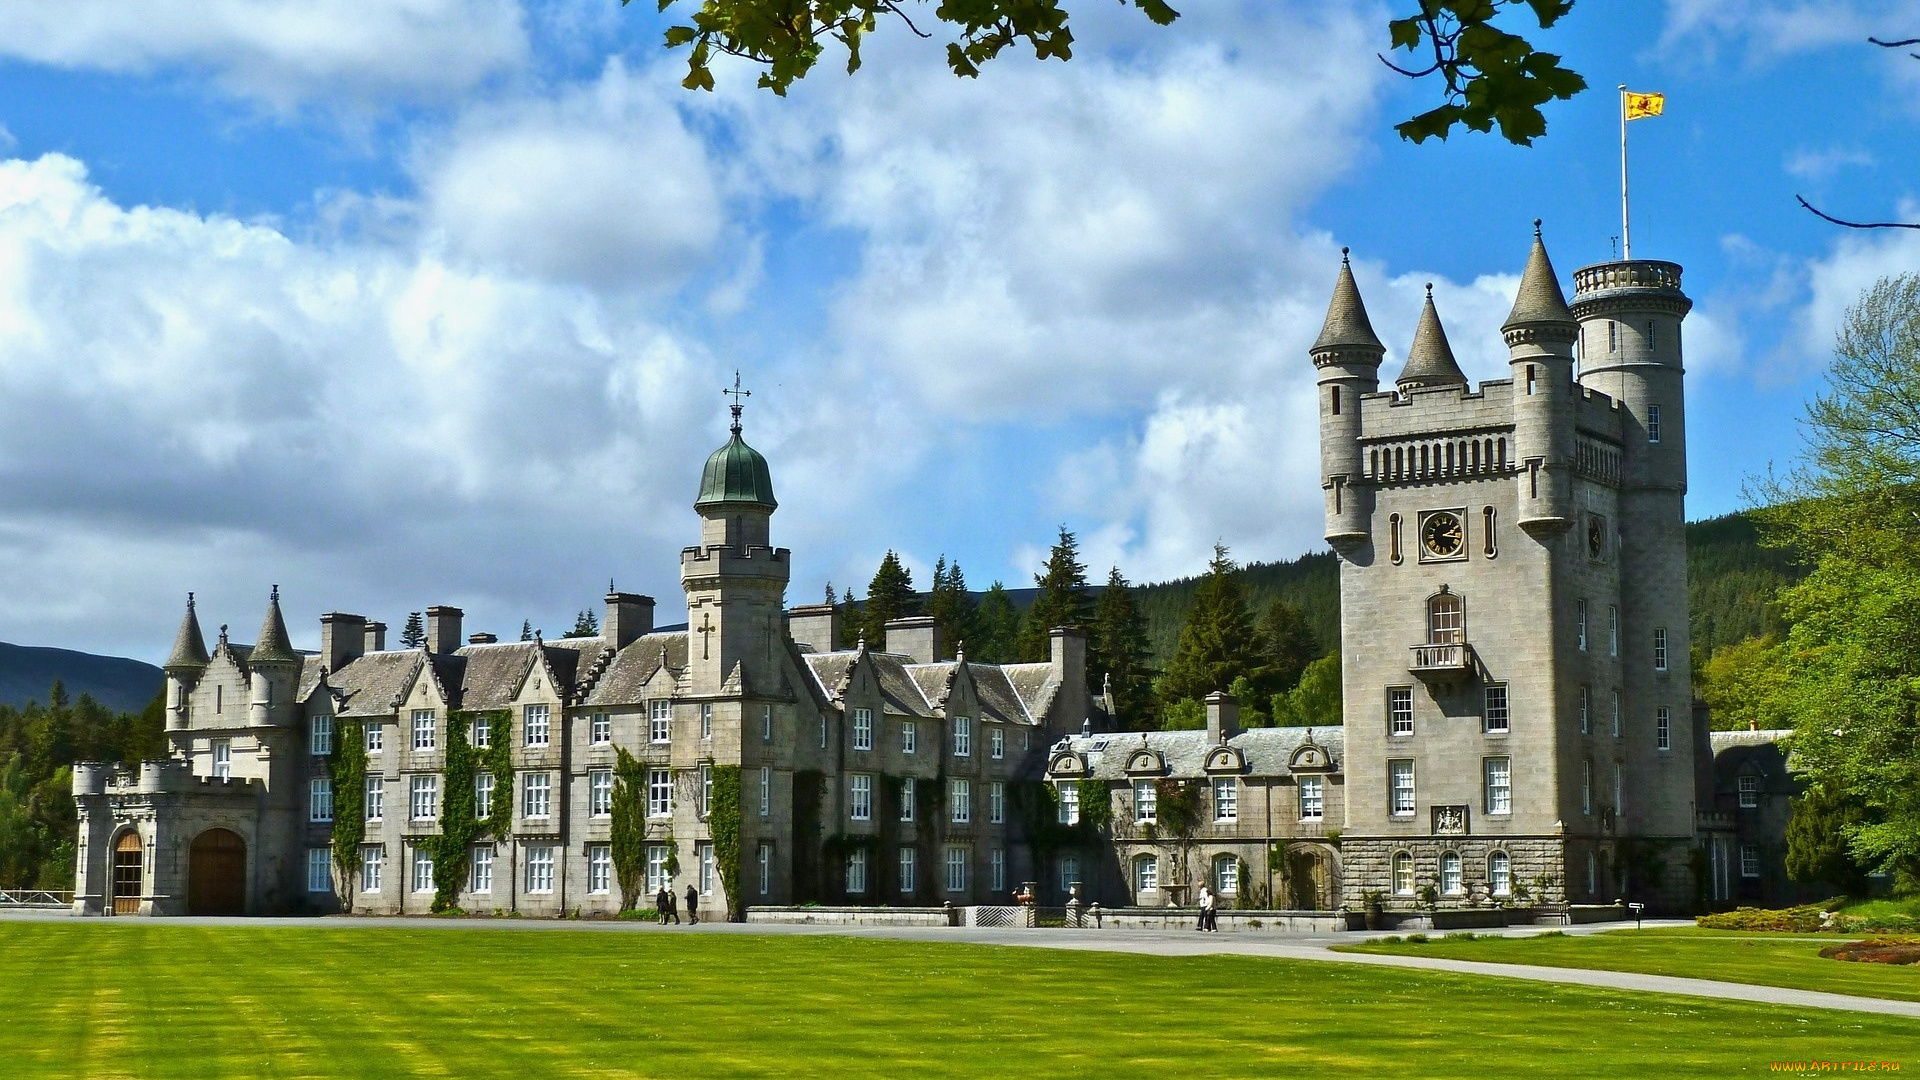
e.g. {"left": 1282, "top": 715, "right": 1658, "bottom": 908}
{"left": 723, "top": 371, "right": 751, "bottom": 435}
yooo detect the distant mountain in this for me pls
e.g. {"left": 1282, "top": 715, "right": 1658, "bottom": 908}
{"left": 0, "top": 642, "right": 163, "bottom": 714}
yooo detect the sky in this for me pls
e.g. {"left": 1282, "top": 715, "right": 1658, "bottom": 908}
{"left": 0, "top": 0, "right": 1915, "bottom": 664}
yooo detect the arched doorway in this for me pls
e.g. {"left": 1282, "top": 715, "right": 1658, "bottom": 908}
{"left": 111, "top": 831, "right": 144, "bottom": 915}
{"left": 1286, "top": 846, "right": 1336, "bottom": 911}
{"left": 187, "top": 828, "right": 247, "bottom": 915}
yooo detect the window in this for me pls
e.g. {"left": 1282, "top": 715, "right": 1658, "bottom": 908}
{"left": 1608, "top": 319, "right": 1618, "bottom": 352}
{"left": 310, "top": 777, "right": 333, "bottom": 823}
{"left": 311, "top": 715, "right": 333, "bottom": 756}
{"left": 307, "top": 848, "right": 332, "bottom": 893}
{"left": 1428, "top": 592, "right": 1463, "bottom": 643}
{"left": 900, "top": 847, "right": 917, "bottom": 894}
{"left": 846, "top": 848, "right": 868, "bottom": 894}
{"left": 1388, "top": 687, "right": 1414, "bottom": 737}
{"left": 757, "top": 843, "right": 772, "bottom": 896}
{"left": 1058, "top": 783, "right": 1080, "bottom": 824}
{"left": 590, "top": 769, "right": 613, "bottom": 817}
{"left": 1648, "top": 404, "right": 1662, "bottom": 443}
{"left": 1587, "top": 851, "right": 1598, "bottom": 896}
{"left": 1489, "top": 850, "right": 1511, "bottom": 896}
{"left": 1657, "top": 706, "right": 1672, "bottom": 751}
{"left": 1214, "top": 854, "right": 1239, "bottom": 896}
{"left": 1654, "top": 628, "right": 1669, "bottom": 672}
{"left": 1614, "top": 761, "right": 1625, "bottom": 818}
{"left": 699, "top": 843, "right": 715, "bottom": 895}
{"left": 361, "top": 845, "right": 383, "bottom": 892}
{"left": 990, "top": 848, "right": 1005, "bottom": 893}
{"left": 470, "top": 846, "right": 492, "bottom": 894}
{"left": 762, "top": 704, "right": 773, "bottom": 743}
{"left": 367, "top": 724, "right": 384, "bottom": 753}
{"left": 760, "top": 766, "right": 771, "bottom": 817}
{"left": 953, "top": 716, "right": 972, "bottom": 757}
{"left": 1608, "top": 605, "right": 1619, "bottom": 657}
{"left": 850, "top": 774, "right": 873, "bottom": 821}
{"left": 1483, "top": 684, "right": 1509, "bottom": 734}
{"left": 1389, "top": 760, "right": 1415, "bottom": 816}
{"left": 820, "top": 715, "right": 828, "bottom": 749}
{"left": 951, "top": 779, "right": 972, "bottom": 823}
{"left": 1060, "top": 854, "right": 1080, "bottom": 894}
{"left": 1740, "top": 844, "right": 1760, "bottom": 878}
{"left": 1331, "top": 384, "right": 1341, "bottom": 414}
{"left": 1391, "top": 851, "right": 1413, "bottom": 895}
{"left": 365, "top": 776, "right": 384, "bottom": 822}
{"left": 646, "top": 845, "right": 670, "bottom": 892}
{"left": 1483, "top": 756, "right": 1512, "bottom": 814}
{"left": 1134, "top": 854, "right": 1159, "bottom": 893}
{"left": 1483, "top": 505, "right": 1498, "bottom": 558}
{"left": 1582, "top": 759, "right": 1593, "bottom": 815}
{"left": 1389, "top": 513, "right": 1403, "bottom": 564}
{"left": 990, "top": 728, "right": 1004, "bottom": 760}
{"left": 590, "top": 713, "right": 611, "bottom": 745}
{"left": 521, "top": 772, "right": 550, "bottom": 820}
{"left": 411, "top": 709, "right": 436, "bottom": 751}
{"left": 701, "top": 704, "right": 713, "bottom": 740}
{"left": 900, "top": 778, "right": 916, "bottom": 822}
{"left": 472, "top": 773, "right": 492, "bottom": 820}
{"left": 585, "top": 845, "right": 611, "bottom": 894}
{"left": 853, "top": 708, "right": 872, "bottom": 751}
{"left": 1213, "top": 778, "right": 1238, "bottom": 822}
{"left": 1526, "top": 363, "right": 1537, "bottom": 395}
{"left": 1580, "top": 686, "right": 1591, "bottom": 735}
{"left": 650, "top": 700, "right": 671, "bottom": 743}
{"left": 648, "top": 769, "right": 671, "bottom": 817}
{"left": 1299, "top": 776, "right": 1324, "bottom": 821}
{"left": 213, "top": 740, "right": 231, "bottom": 780}
{"left": 701, "top": 764, "right": 713, "bottom": 818}
{"left": 1612, "top": 691, "right": 1622, "bottom": 738}
{"left": 469, "top": 714, "right": 488, "bottom": 749}
{"left": 1577, "top": 600, "right": 1588, "bottom": 651}
{"left": 1738, "top": 775, "right": 1760, "bottom": 809}
{"left": 410, "top": 774, "right": 439, "bottom": 821}
{"left": 524, "top": 704, "right": 551, "bottom": 748}
{"left": 946, "top": 846, "right": 969, "bottom": 894}
{"left": 412, "top": 847, "right": 434, "bottom": 893}
{"left": 525, "top": 846, "right": 554, "bottom": 893}
{"left": 1133, "top": 780, "right": 1158, "bottom": 824}
{"left": 1441, "top": 851, "right": 1463, "bottom": 895}
{"left": 989, "top": 781, "right": 1006, "bottom": 824}
{"left": 901, "top": 721, "right": 917, "bottom": 754}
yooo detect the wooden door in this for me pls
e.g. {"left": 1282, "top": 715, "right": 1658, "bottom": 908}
{"left": 187, "top": 829, "right": 247, "bottom": 915}
{"left": 111, "top": 832, "right": 143, "bottom": 915}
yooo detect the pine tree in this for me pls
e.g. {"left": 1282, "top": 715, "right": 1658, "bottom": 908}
{"left": 1257, "top": 599, "right": 1320, "bottom": 699}
{"left": 927, "top": 556, "right": 978, "bottom": 660}
{"left": 520, "top": 620, "right": 534, "bottom": 642}
{"left": 1785, "top": 780, "right": 1872, "bottom": 896}
{"left": 861, "top": 551, "right": 918, "bottom": 650}
{"left": 837, "top": 586, "right": 862, "bottom": 649}
{"left": 824, "top": 582, "right": 838, "bottom": 606}
{"left": 1016, "top": 526, "right": 1092, "bottom": 661}
{"left": 1157, "top": 545, "right": 1264, "bottom": 713}
{"left": 973, "top": 583, "right": 1021, "bottom": 664}
{"left": 566, "top": 609, "right": 600, "bottom": 639}
{"left": 1089, "top": 566, "right": 1151, "bottom": 725}
{"left": 400, "top": 612, "right": 426, "bottom": 649}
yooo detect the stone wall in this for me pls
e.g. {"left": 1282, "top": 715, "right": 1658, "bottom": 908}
{"left": 1340, "top": 836, "right": 1567, "bottom": 907}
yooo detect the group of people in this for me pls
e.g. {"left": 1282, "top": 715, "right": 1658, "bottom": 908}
{"left": 1194, "top": 885, "right": 1219, "bottom": 932}
{"left": 654, "top": 884, "right": 702, "bottom": 925}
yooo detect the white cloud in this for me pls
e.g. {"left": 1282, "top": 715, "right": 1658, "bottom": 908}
{"left": 1797, "top": 202, "right": 1920, "bottom": 358}
{"left": 1785, "top": 146, "right": 1877, "bottom": 181}
{"left": 1660, "top": 0, "right": 1895, "bottom": 61}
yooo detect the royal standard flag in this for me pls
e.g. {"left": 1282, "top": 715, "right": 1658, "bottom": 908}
{"left": 1624, "top": 90, "right": 1665, "bottom": 120}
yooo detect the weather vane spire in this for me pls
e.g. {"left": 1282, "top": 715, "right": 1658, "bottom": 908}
{"left": 723, "top": 370, "right": 751, "bottom": 435}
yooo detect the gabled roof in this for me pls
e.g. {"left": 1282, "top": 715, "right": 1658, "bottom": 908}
{"left": 324, "top": 651, "right": 427, "bottom": 718}
{"left": 1000, "top": 663, "right": 1058, "bottom": 725}
{"left": 968, "top": 663, "right": 1036, "bottom": 725}
{"left": 579, "top": 633, "right": 688, "bottom": 708}
{"left": 1057, "top": 726, "right": 1344, "bottom": 780}
{"left": 866, "top": 651, "right": 936, "bottom": 717}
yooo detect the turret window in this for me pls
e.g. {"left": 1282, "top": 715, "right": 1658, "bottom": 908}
{"left": 1331, "top": 385, "right": 1341, "bottom": 415}
{"left": 1608, "top": 321, "right": 1618, "bottom": 352}
{"left": 1389, "top": 514, "right": 1403, "bottom": 565}
{"left": 1657, "top": 706, "right": 1671, "bottom": 751}
{"left": 1648, "top": 404, "right": 1662, "bottom": 443}
{"left": 213, "top": 740, "right": 231, "bottom": 780}
{"left": 1654, "top": 627, "right": 1669, "bottom": 671}
{"left": 1526, "top": 364, "right": 1537, "bottom": 396}
{"left": 1482, "top": 506, "right": 1497, "bottom": 558}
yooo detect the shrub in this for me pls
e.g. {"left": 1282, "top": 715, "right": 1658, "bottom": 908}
{"left": 1819, "top": 937, "right": 1920, "bottom": 965}
{"left": 1442, "top": 931, "right": 1479, "bottom": 942}
{"left": 1405, "top": 933, "right": 1430, "bottom": 944}
{"left": 1696, "top": 903, "right": 1834, "bottom": 933}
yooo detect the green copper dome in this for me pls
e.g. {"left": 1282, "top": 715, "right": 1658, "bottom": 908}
{"left": 696, "top": 431, "right": 777, "bottom": 510}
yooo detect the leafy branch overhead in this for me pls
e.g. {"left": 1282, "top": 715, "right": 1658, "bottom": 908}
{"left": 638, "top": 0, "right": 1179, "bottom": 95}
{"left": 1383, "top": 0, "right": 1585, "bottom": 145}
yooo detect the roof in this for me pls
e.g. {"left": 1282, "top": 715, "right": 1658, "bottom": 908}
{"left": 323, "top": 651, "right": 427, "bottom": 718}
{"left": 1000, "top": 663, "right": 1058, "bottom": 724}
{"left": 695, "top": 431, "right": 777, "bottom": 510}
{"left": 250, "top": 587, "right": 298, "bottom": 665}
{"left": 579, "top": 633, "right": 688, "bottom": 707}
{"left": 1311, "top": 252, "right": 1386, "bottom": 356}
{"left": 1057, "top": 726, "right": 1344, "bottom": 780}
{"left": 1502, "top": 227, "right": 1576, "bottom": 332}
{"left": 799, "top": 648, "right": 1048, "bottom": 725}
{"left": 1396, "top": 287, "right": 1468, "bottom": 390}
{"left": 165, "top": 596, "right": 210, "bottom": 671}
{"left": 970, "top": 663, "right": 1037, "bottom": 725}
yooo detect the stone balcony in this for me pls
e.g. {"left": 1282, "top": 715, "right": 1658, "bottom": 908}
{"left": 1408, "top": 642, "right": 1476, "bottom": 682}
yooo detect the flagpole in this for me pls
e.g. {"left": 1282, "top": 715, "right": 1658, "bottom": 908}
{"left": 1619, "top": 83, "right": 1631, "bottom": 261}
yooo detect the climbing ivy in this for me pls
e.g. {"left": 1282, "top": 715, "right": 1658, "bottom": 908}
{"left": 329, "top": 717, "right": 367, "bottom": 910}
{"left": 426, "top": 717, "right": 480, "bottom": 912}
{"left": 611, "top": 746, "right": 648, "bottom": 911}
{"left": 709, "top": 764, "right": 742, "bottom": 920}
{"left": 475, "top": 710, "right": 513, "bottom": 841}
{"left": 1076, "top": 777, "right": 1112, "bottom": 833}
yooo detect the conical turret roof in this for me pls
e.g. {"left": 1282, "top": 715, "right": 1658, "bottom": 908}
{"left": 1502, "top": 221, "right": 1576, "bottom": 332}
{"left": 1397, "top": 286, "right": 1468, "bottom": 390}
{"left": 251, "top": 586, "right": 298, "bottom": 665}
{"left": 164, "top": 594, "right": 210, "bottom": 672}
{"left": 1311, "top": 249, "right": 1385, "bottom": 355}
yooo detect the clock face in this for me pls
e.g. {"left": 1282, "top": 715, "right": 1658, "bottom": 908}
{"left": 1421, "top": 511, "right": 1464, "bottom": 558}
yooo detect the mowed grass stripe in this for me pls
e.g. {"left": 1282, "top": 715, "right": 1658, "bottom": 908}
{"left": 0, "top": 923, "right": 1915, "bottom": 1078}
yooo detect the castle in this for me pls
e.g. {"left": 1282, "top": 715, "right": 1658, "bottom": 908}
{"left": 72, "top": 228, "right": 1790, "bottom": 919}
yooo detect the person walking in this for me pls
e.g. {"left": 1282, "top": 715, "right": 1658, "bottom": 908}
{"left": 657, "top": 885, "right": 679, "bottom": 925}
{"left": 685, "top": 883, "right": 701, "bottom": 925}
{"left": 1195, "top": 885, "right": 1211, "bottom": 931}
{"left": 1202, "top": 884, "right": 1219, "bottom": 932}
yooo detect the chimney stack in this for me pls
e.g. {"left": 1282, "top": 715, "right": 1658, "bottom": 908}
{"left": 319, "top": 612, "right": 366, "bottom": 673}
{"left": 1205, "top": 690, "right": 1240, "bottom": 743}
{"left": 363, "top": 621, "right": 387, "bottom": 653}
{"left": 425, "top": 606, "right": 463, "bottom": 654}
{"left": 786, "top": 604, "right": 840, "bottom": 653}
{"left": 885, "top": 616, "right": 943, "bottom": 664}
{"left": 604, "top": 591, "right": 656, "bottom": 651}
{"left": 468, "top": 632, "right": 498, "bottom": 645}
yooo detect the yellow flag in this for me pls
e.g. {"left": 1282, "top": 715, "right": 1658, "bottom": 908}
{"left": 1624, "top": 90, "right": 1665, "bottom": 120}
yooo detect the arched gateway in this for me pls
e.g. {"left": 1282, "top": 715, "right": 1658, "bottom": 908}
{"left": 187, "top": 828, "right": 246, "bottom": 915}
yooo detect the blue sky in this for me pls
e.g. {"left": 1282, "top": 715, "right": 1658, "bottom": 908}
{"left": 0, "top": 0, "right": 1913, "bottom": 662}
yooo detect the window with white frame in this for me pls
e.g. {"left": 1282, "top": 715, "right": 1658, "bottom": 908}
{"left": 945, "top": 845, "right": 968, "bottom": 893}
{"left": 951, "top": 778, "right": 971, "bottom": 823}
{"left": 1213, "top": 854, "right": 1239, "bottom": 896}
{"left": 819, "top": 715, "right": 828, "bottom": 749}
{"left": 1388, "top": 687, "right": 1414, "bottom": 736}
{"left": 701, "top": 764, "right": 713, "bottom": 818}
{"left": 311, "top": 715, "right": 333, "bottom": 756}
{"left": 762, "top": 704, "right": 772, "bottom": 743}
{"left": 470, "top": 846, "right": 493, "bottom": 894}
{"left": 213, "top": 740, "right": 232, "bottom": 780}
{"left": 1740, "top": 843, "right": 1760, "bottom": 878}
{"left": 850, "top": 774, "right": 873, "bottom": 821}
{"left": 469, "top": 714, "right": 488, "bottom": 749}
{"left": 1299, "top": 775, "right": 1324, "bottom": 821}
{"left": 1609, "top": 605, "right": 1619, "bottom": 656}
{"left": 412, "top": 847, "right": 434, "bottom": 893}
{"left": 1577, "top": 599, "right": 1588, "bottom": 651}
{"left": 989, "top": 781, "right": 1005, "bottom": 824}
{"left": 760, "top": 766, "right": 771, "bottom": 817}
{"left": 1614, "top": 761, "right": 1625, "bottom": 818}
{"left": 648, "top": 769, "right": 672, "bottom": 817}
{"left": 310, "top": 777, "right": 333, "bottom": 823}
{"left": 1057, "top": 782, "right": 1080, "bottom": 825}
{"left": 367, "top": 724, "right": 384, "bottom": 753}
{"left": 1657, "top": 706, "right": 1672, "bottom": 750}
{"left": 365, "top": 776, "right": 384, "bottom": 822}
{"left": 701, "top": 704, "right": 713, "bottom": 740}
{"left": 524, "top": 704, "right": 551, "bottom": 748}
{"left": 650, "top": 700, "right": 671, "bottom": 743}
{"left": 1648, "top": 404, "right": 1662, "bottom": 443}
{"left": 1611, "top": 690, "right": 1622, "bottom": 738}
{"left": 412, "top": 709, "right": 436, "bottom": 751}
{"left": 646, "top": 844, "right": 670, "bottom": 892}
{"left": 1488, "top": 850, "right": 1511, "bottom": 896}
{"left": 1485, "top": 757, "right": 1511, "bottom": 815}
{"left": 1391, "top": 851, "right": 1413, "bottom": 895}
{"left": 590, "top": 769, "right": 613, "bottom": 817}
{"left": 846, "top": 848, "right": 868, "bottom": 894}
{"left": 1134, "top": 853, "right": 1159, "bottom": 893}
{"left": 757, "top": 842, "right": 772, "bottom": 896}
{"left": 901, "top": 720, "right": 916, "bottom": 754}
{"left": 590, "top": 713, "right": 611, "bottom": 745}
{"left": 853, "top": 708, "right": 873, "bottom": 751}
{"left": 522, "top": 772, "right": 550, "bottom": 820}
{"left": 410, "top": 774, "right": 438, "bottom": 821}
{"left": 1586, "top": 851, "right": 1598, "bottom": 896}
{"left": 1134, "top": 780, "right": 1157, "bottom": 824}
{"left": 361, "top": 845, "right": 383, "bottom": 892}
{"left": 1440, "top": 851, "right": 1463, "bottom": 895}
{"left": 587, "top": 844, "right": 611, "bottom": 894}
{"left": 1738, "top": 775, "right": 1759, "bottom": 809}
{"left": 473, "top": 772, "right": 492, "bottom": 820}
{"left": 990, "top": 848, "right": 1005, "bottom": 893}
{"left": 953, "top": 716, "right": 972, "bottom": 757}
{"left": 1213, "top": 778, "right": 1238, "bottom": 822}
{"left": 699, "top": 843, "right": 715, "bottom": 894}
{"left": 306, "top": 848, "right": 332, "bottom": 893}
{"left": 1389, "top": 760, "right": 1415, "bottom": 816}
{"left": 900, "top": 778, "right": 916, "bottom": 822}
{"left": 1060, "top": 854, "right": 1080, "bottom": 894}
{"left": 525, "top": 846, "right": 555, "bottom": 893}
{"left": 900, "top": 847, "right": 916, "bottom": 894}
{"left": 1580, "top": 686, "right": 1591, "bottom": 734}
{"left": 1483, "top": 684, "right": 1509, "bottom": 734}
{"left": 1653, "top": 627, "right": 1669, "bottom": 672}
{"left": 990, "top": 727, "right": 1004, "bottom": 760}
{"left": 1582, "top": 759, "right": 1593, "bottom": 815}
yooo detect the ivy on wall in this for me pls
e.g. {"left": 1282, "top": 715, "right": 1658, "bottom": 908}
{"left": 476, "top": 710, "right": 514, "bottom": 842}
{"left": 610, "top": 746, "right": 648, "bottom": 911}
{"left": 328, "top": 717, "right": 367, "bottom": 911}
{"left": 1076, "top": 778, "right": 1112, "bottom": 834}
{"left": 709, "top": 764, "right": 742, "bottom": 920}
{"left": 424, "top": 716, "right": 480, "bottom": 912}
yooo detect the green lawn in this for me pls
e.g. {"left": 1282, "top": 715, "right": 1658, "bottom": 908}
{"left": 1, "top": 923, "right": 1916, "bottom": 1078}
{"left": 1339, "top": 926, "right": 1920, "bottom": 1003}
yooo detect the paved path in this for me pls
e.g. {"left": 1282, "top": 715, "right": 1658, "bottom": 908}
{"left": 8, "top": 910, "right": 1916, "bottom": 1018}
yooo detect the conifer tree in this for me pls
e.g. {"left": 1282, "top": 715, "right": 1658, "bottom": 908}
{"left": 972, "top": 582, "right": 1021, "bottom": 664}
{"left": 862, "top": 551, "right": 918, "bottom": 649}
{"left": 824, "top": 582, "right": 837, "bottom": 605}
{"left": 1156, "top": 545, "right": 1264, "bottom": 713}
{"left": 837, "top": 586, "right": 862, "bottom": 649}
{"left": 927, "top": 556, "right": 978, "bottom": 660}
{"left": 1258, "top": 599, "right": 1320, "bottom": 698}
{"left": 400, "top": 612, "right": 426, "bottom": 649}
{"left": 1089, "top": 566, "right": 1151, "bottom": 725}
{"left": 1017, "top": 526, "right": 1092, "bottom": 661}
{"left": 566, "top": 609, "right": 599, "bottom": 638}
{"left": 520, "top": 620, "right": 534, "bottom": 642}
